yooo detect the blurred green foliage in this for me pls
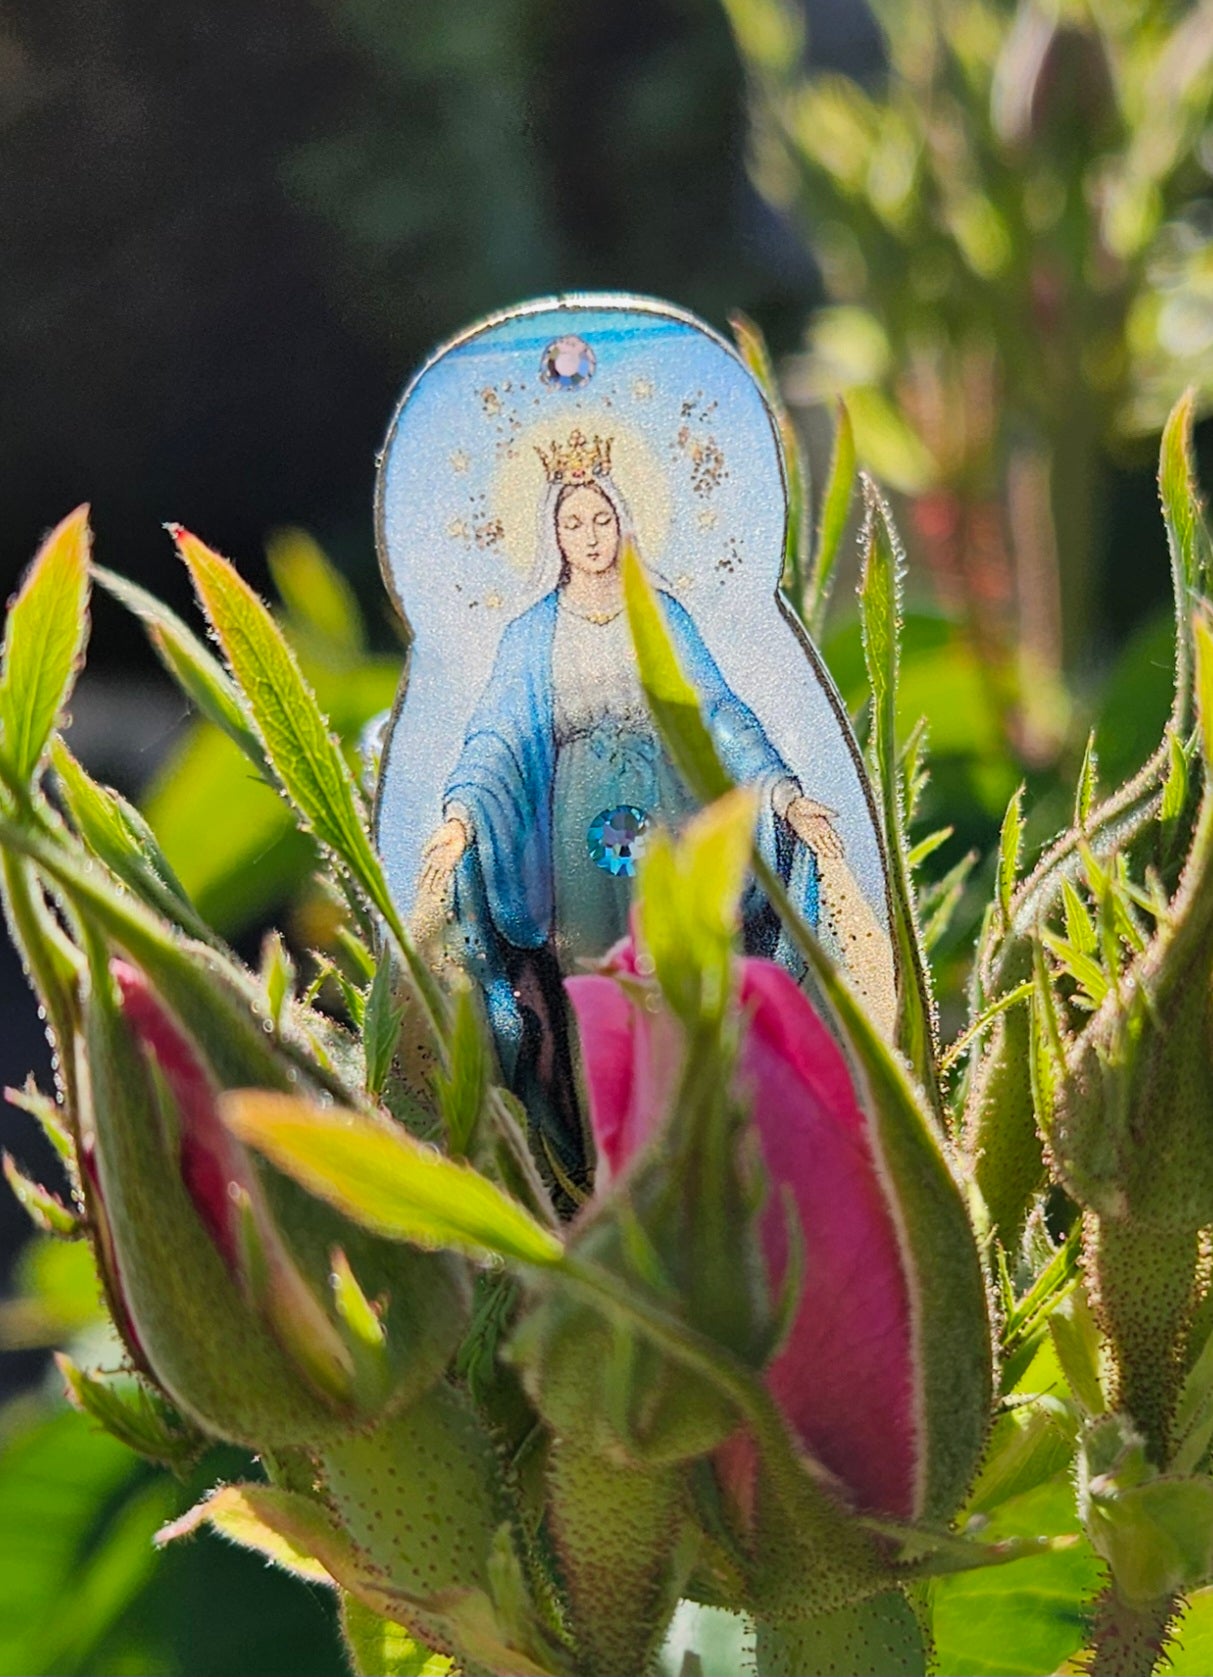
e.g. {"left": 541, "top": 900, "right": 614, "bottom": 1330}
{"left": 724, "top": 0, "right": 1213, "bottom": 752}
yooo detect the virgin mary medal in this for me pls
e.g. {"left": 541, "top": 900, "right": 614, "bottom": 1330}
{"left": 374, "top": 294, "right": 896, "bottom": 1198}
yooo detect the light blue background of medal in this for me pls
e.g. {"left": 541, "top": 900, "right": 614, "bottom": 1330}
{"left": 375, "top": 296, "right": 888, "bottom": 932}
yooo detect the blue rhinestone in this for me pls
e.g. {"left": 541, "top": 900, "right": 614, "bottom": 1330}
{"left": 587, "top": 805, "right": 649, "bottom": 877}
{"left": 540, "top": 335, "right": 595, "bottom": 390}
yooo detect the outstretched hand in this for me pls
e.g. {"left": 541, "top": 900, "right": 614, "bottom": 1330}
{"left": 785, "top": 795, "right": 845, "bottom": 860}
{"left": 419, "top": 816, "right": 469, "bottom": 898}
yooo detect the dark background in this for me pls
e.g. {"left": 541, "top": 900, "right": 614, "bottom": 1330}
{"left": 0, "top": 0, "right": 1179, "bottom": 1371}
{"left": 0, "top": 0, "right": 879, "bottom": 1384}
{"left": 0, "top": 0, "right": 885, "bottom": 1334}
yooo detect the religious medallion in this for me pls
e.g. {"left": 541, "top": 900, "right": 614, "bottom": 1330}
{"left": 374, "top": 294, "right": 896, "bottom": 1198}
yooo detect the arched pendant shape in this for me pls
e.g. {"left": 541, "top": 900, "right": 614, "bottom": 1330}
{"left": 374, "top": 294, "right": 897, "bottom": 1195}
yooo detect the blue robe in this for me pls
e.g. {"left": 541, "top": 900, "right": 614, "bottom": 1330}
{"left": 442, "top": 588, "right": 819, "bottom": 1185}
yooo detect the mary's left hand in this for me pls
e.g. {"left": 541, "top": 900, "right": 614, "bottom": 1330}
{"left": 785, "top": 795, "right": 845, "bottom": 859}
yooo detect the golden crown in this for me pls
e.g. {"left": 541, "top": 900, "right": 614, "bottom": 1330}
{"left": 535, "top": 428, "right": 613, "bottom": 485}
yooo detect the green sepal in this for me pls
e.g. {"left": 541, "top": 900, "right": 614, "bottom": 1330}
{"left": 963, "top": 987, "right": 1043, "bottom": 1251}
{"left": 547, "top": 1441, "right": 689, "bottom": 1676}
{"left": 754, "top": 1590, "right": 926, "bottom": 1677}
{"left": 81, "top": 951, "right": 352, "bottom": 1447}
{"left": 1159, "top": 389, "right": 1213, "bottom": 740}
{"left": 318, "top": 1382, "right": 566, "bottom": 1674}
{"left": 1080, "top": 1416, "right": 1213, "bottom": 1609}
{"left": 57, "top": 1353, "right": 204, "bottom": 1473}
{"left": 0, "top": 850, "right": 83, "bottom": 1105}
{"left": 50, "top": 736, "right": 216, "bottom": 944}
{"left": 364, "top": 945, "right": 407, "bottom": 1104}
{"left": 92, "top": 563, "right": 269, "bottom": 774}
{"left": 857, "top": 479, "right": 942, "bottom": 1118}
{"left": 508, "top": 1042, "right": 773, "bottom": 1468}
{"left": 2, "top": 1152, "right": 80, "bottom": 1236}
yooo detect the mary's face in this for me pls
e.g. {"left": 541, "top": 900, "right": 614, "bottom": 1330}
{"left": 555, "top": 483, "right": 620, "bottom": 576}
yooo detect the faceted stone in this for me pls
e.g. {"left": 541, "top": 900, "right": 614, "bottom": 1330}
{"left": 587, "top": 805, "right": 649, "bottom": 877}
{"left": 541, "top": 335, "right": 595, "bottom": 390}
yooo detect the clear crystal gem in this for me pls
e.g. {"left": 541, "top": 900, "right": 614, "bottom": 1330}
{"left": 541, "top": 335, "right": 595, "bottom": 390}
{"left": 587, "top": 805, "right": 649, "bottom": 877}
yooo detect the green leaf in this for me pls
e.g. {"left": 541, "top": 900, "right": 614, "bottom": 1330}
{"left": 1086, "top": 1476, "right": 1213, "bottom": 1608}
{"left": 636, "top": 786, "right": 758, "bottom": 1025}
{"left": 92, "top": 564, "right": 267, "bottom": 772}
{"left": 2, "top": 1152, "right": 79, "bottom": 1236}
{"left": 857, "top": 479, "right": 940, "bottom": 1114}
{"left": 0, "top": 505, "right": 91, "bottom": 790}
{"left": 1196, "top": 605, "right": 1213, "bottom": 768}
{"left": 176, "top": 529, "right": 375, "bottom": 879}
{"left": 157, "top": 1479, "right": 425, "bottom": 1646}
{"left": 999, "top": 1226, "right": 1082, "bottom": 1394}
{"left": 57, "top": 1355, "right": 203, "bottom": 1471}
{"left": 141, "top": 722, "right": 310, "bottom": 936}
{"left": 918, "top": 847, "right": 977, "bottom": 956}
{"left": 901, "top": 715, "right": 930, "bottom": 826}
{"left": 364, "top": 946, "right": 406, "bottom": 1103}
{"left": 260, "top": 930, "right": 295, "bottom": 1030}
{"left": 806, "top": 397, "right": 856, "bottom": 640}
{"left": 222, "top": 1090, "right": 563, "bottom": 1268}
{"left": 1160, "top": 390, "right": 1213, "bottom": 734}
{"left": 0, "top": 1405, "right": 176, "bottom": 1677}
{"left": 432, "top": 981, "right": 488, "bottom": 1156}
{"left": 1074, "top": 731, "right": 1099, "bottom": 829}
{"left": 1040, "top": 928, "right": 1111, "bottom": 1007}
{"left": 1161, "top": 726, "right": 1190, "bottom": 839}
{"left": 1049, "top": 1288, "right": 1107, "bottom": 1418}
{"left": 907, "top": 824, "right": 952, "bottom": 871}
{"left": 0, "top": 1235, "right": 103, "bottom": 1349}
{"left": 938, "top": 980, "right": 1032, "bottom": 1077}
{"left": 997, "top": 784, "right": 1025, "bottom": 925}
{"left": 50, "top": 737, "right": 215, "bottom": 943}
{"left": 267, "top": 528, "right": 365, "bottom": 653}
{"left": 730, "top": 311, "right": 808, "bottom": 604}
{"left": 1161, "top": 1585, "right": 1213, "bottom": 1674}
{"left": 622, "top": 543, "right": 731, "bottom": 804}
{"left": 0, "top": 851, "right": 84, "bottom": 1088}
{"left": 341, "top": 1593, "right": 453, "bottom": 1677}
{"left": 965, "top": 1399, "right": 1074, "bottom": 1518}
{"left": 157, "top": 1482, "right": 340, "bottom": 1585}
{"left": 4, "top": 1077, "right": 72, "bottom": 1161}
{"left": 931, "top": 1482, "right": 1101, "bottom": 1677}
{"left": 173, "top": 528, "right": 439, "bottom": 1023}
{"left": 1061, "top": 877, "right": 1097, "bottom": 956}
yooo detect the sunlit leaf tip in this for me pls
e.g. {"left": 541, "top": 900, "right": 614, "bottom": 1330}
{"left": 220, "top": 1090, "right": 564, "bottom": 1269}
{"left": 0, "top": 504, "right": 92, "bottom": 789}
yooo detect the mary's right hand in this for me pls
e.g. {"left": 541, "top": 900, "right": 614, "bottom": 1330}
{"left": 419, "top": 816, "right": 469, "bottom": 898}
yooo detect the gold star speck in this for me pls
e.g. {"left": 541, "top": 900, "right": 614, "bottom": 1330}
{"left": 632, "top": 378, "right": 654, "bottom": 401}
{"left": 485, "top": 591, "right": 504, "bottom": 610}
{"left": 697, "top": 508, "right": 718, "bottom": 530}
{"left": 450, "top": 450, "right": 470, "bottom": 473}
{"left": 447, "top": 518, "right": 468, "bottom": 540}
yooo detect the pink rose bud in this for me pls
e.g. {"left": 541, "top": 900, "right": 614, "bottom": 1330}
{"left": 83, "top": 954, "right": 467, "bottom": 1448}
{"left": 111, "top": 960, "right": 250, "bottom": 1264}
{"left": 569, "top": 944, "right": 981, "bottom": 1522}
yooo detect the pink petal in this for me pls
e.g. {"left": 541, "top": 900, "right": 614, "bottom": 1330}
{"left": 565, "top": 975, "right": 638, "bottom": 1181}
{"left": 112, "top": 961, "right": 247, "bottom": 1264}
{"left": 738, "top": 960, "right": 918, "bottom": 1519}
